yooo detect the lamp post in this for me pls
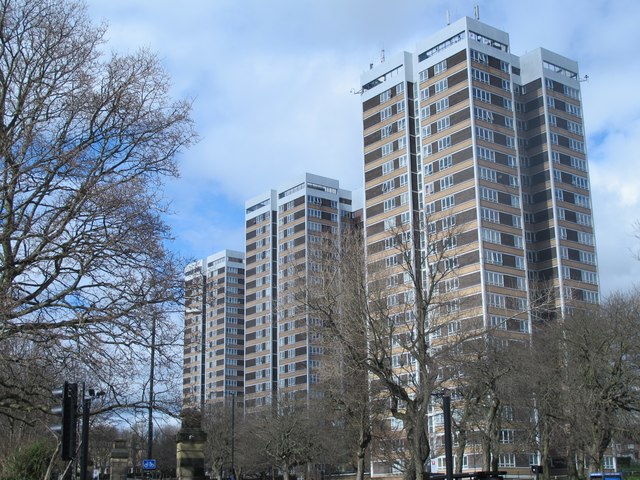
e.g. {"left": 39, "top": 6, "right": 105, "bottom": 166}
{"left": 80, "top": 386, "right": 105, "bottom": 480}
{"left": 431, "top": 391, "right": 454, "bottom": 480}
{"left": 442, "top": 395, "right": 454, "bottom": 480}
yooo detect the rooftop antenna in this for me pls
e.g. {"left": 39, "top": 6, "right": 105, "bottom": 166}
{"left": 474, "top": 4, "right": 480, "bottom": 20}
{"left": 381, "top": 48, "right": 385, "bottom": 63}
{"left": 446, "top": 9, "right": 450, "bottom": 25}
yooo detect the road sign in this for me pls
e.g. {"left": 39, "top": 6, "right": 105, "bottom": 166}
{"left": 142, "top": 459, "right": 157, "bottom": 470}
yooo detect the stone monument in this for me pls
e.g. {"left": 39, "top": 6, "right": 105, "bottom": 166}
{"left": 176, "top": 408, "right": 207, "bottom": 480}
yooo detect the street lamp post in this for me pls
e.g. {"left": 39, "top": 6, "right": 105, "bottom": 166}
{"left": 431, "top": 391, "right": 454, "bottom": 480}
{"left": 80, "top": 386, "right": 105, "bottom": 480}
{"left": 442, "top": 395, "right": 454, "bottom": 480}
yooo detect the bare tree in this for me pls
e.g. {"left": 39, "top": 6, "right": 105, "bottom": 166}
{"left": 302, "top": 214, "right": 478, "bottom": 480}
{"left": 302, "top": 227, "right": 380, "bottom": 480}
{"left": 514, "top": 290, "right": 640, "bottom": 479}
{"left": 0, "top": 0, "right": 195, "bottom": 424}
{"left": 250, "top": 398, "right": 323, "bottom": 480}
{"left": 202, "top": 403, "right": 235, "bottom": 480}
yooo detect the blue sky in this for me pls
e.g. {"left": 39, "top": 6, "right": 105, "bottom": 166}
{"left": 86, "top": 0, "right": 640, "bottom": 297}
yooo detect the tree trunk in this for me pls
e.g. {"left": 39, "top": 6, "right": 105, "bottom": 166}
{"left": 541, "top": 422, "right": 551, "bottom": 480}
{"left": 454, "top": 430, "right": 467, "bottom": 474}
{"left": 405, "top": 406, "right": 428, "bottom": 480}
{"left": 481, "top": 436, "right": 491, "bottom": 471}
{"left": 355, "top": 420, "right": 371, "bottom": 480}
{"left": 356, "top": 452, "right": 366, "bottom": 480}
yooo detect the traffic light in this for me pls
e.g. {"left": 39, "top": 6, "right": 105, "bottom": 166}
{"left": 52, "top": 382, "right": 78, "bottom": 461}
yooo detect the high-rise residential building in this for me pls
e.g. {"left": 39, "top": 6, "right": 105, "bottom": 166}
{"left": 243, "top": 173, "right": 355, "bottom": 411}
{"left": 360, "top": 16, "right": 598, "bottom": 474}
{"left": 183, "top": 250, "right": 245, "bottom": 409}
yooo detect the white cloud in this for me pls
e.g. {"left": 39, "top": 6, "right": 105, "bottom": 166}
{"left": 85, "top": 0, "right": 640, "bottom": 295}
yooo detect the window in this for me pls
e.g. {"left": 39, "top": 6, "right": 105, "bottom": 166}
{"left": 441, "top": 195, "right": 455, "bottom": 210}
{"left": 566, "top": 103, "right": 581, "bottom": 117}
{"left": 421, "top": 106, "right": 431, "bottom": 119}
{"left": 578, "top": 231, "right": 594, "bottom": 245}
{"left": 383, "top": 198, "right": 396, "bottom": 212}
{"left": 500, "top": 429, "right": 514, "bottom": 444}
{"left": 576, "top": 212, "right": 592, "bottom": 226}
{"left": 567, "top": 120, "right": 583, "bottom": 135}
{"left": 490, "top": 315, "right": 507, "bottom": 330}
{"left": 506, "top": 136, "right": 515, "bottom": 149}
{"left": 472, "top": 68, "right": 490, "bottom": 83}
{"left": 444, "top": 277, "right": 459, "bottom": 292}
{"left": 470, "top": 49, "right": 488, "bottom": 64}
{"left": 481, "top": 207, "right": 500, "bottom": 224}
{"left": 485, "top": 250, "right": 503, "bottom": 265}
{"left": 571, "top": 156, "right": 588, "bottom": 172}
{"left": 482, "top": 228, "right": 502, "bottom": 244}
{"left": 382, "top": 142, "right": 393, "bottom": 156}
{"left": 380, "top": 124, "right": 393, "bottom": 138}
{"left": 434, "top": 78, "right": 448, "bottom": 93}
{"left": 502, "top": 79, "right": 511, "bottom": 91}
{"left": 420, "top": 88, "right": 430, "bottom": 100}
{"left": 486, "top": 271, "right": 504, "bottom": 286}
{"left": 380, "top": 106, "right": 392, "bottom": 120}
{"left": 440, "top": 175, "right": 454, "bottom": 190}
{"left": 384, "top": 217, "right": 397, "bottom": 231}
{"left": 569, "top": 138, "right": 585, "bottom": 152}
{"left": 547, "top": 96, "right": 556, "bottom": 109}
{"left": 432, "top": 97, "right": 449, "bottom": 114}
{"left": 386, "top": 255, "right": 399, "bottom": 268}
{"left": 382, "top": 159, "right": 394, "bottom": 175}
{"left": 419, "top": 69, "right": 429, "bottom": 82}
{"left": 476, "top": 126, "right": 494, "bottom": 142}
{"left": 438, "top": 136, "right": 451, "bottom": 150}
{"left": 480, "top": 167, "right": 497, "bottom": 183}
{"left": 474, "top": 107, "right": 494, "bottom": 123}
{"left": 443, "top": 236, "right": 457, "bottom": 251}
{"left": 436, "top": 116, "right": 451, "bottom": 131}
{"left": 439, "top": 155, "right": 453, "bottom": 171}
{"left": 441, "top": 214, "right": 456, "bottom": 230}
{"left": 574, "top": 193, "right": 590, "bottom": 208}
{"left": 425, "top": 201, "right": 436, "bottom": 214}
{"left": 477, "top": 146, "right": 496, "bottom": 162}
{"left": 582, "top": 270, "right": 598, "bottom": 284}
{"left": 473, "top": 87, "right": 491, "bottom": 103}
{"left": 380, "top": 90, "right": 391, "bottom": 103}
{"left": 480, "top": 186, "right": 498, "bottom": 203}
{"left": 397, "top": 100, "right": 405, "bottom": 112}
{"left": 381, "top": 179, "right": 395, "bottom": 192}
{"left": 487, "top": 293, "right": 506, "bottom": 309}
{"left": 434, "top": 59, "right": 447, "bottom": 75}
{"left": 512, "top": 215, "right": 522, "bottom": 228}
{"left": 503, "top": 98, "right": 513, "bottom": 111}
{"left": 425, "top": 162, "right": 434, "bottom": 176}
{"left": 397, "top": 118, "right": 406, "bottom": 131}
{"left": 499, "top": 453, "right": 516, "bottom": 468}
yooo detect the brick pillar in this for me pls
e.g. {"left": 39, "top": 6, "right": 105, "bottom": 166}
{"left": 176, "top": 409, "right": 207, "bottom": 480}
{"left": 110, "top": 439, "right": 129, "bottom": 480}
